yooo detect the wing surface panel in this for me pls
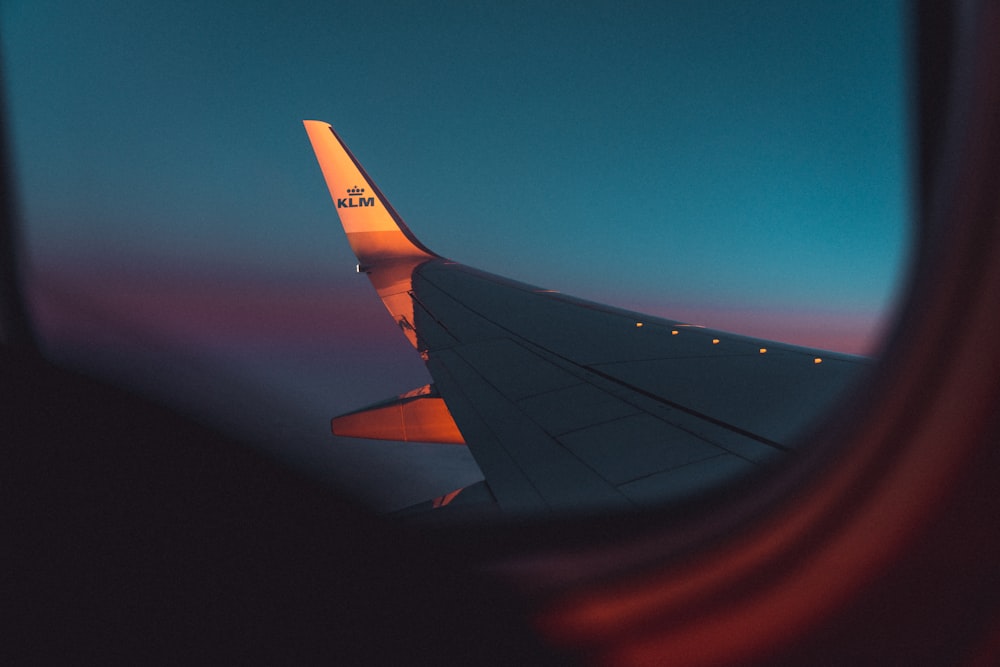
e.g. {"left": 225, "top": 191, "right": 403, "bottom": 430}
{"left": 591, "top": 354, "right": 862, "bottom": 444}
{"left": 618, "top": 455, "right": 757, "bottom": 506}
{"left": 425, "top": 350, "right": 633, "bottom": 513}
{"left": 514, "top": 383, "right": 642, "bottom": 437}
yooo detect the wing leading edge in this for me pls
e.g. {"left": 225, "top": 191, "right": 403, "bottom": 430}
{"left": 304, "top": 121, "right": 870, "bottom": 514}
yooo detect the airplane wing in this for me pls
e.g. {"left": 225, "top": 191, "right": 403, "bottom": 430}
{"left": 303, "top": 121, "right": 869, "bottom": 514}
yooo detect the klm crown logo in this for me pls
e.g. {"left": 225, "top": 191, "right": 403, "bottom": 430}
{"left": 337, "top": 185, "right": 375, "bottom": 209}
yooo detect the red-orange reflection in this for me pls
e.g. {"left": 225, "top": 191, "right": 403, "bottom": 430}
{"left": 332, "top": 383, "right": 465, "bottom": 445}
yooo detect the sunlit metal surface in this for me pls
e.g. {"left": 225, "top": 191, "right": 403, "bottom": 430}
{"left": 331, "top": 384, "right": 465, "bottom": 445}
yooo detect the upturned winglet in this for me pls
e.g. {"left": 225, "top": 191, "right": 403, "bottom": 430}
{"left": 303, "top": 120, "right": 437, "bottom": 267}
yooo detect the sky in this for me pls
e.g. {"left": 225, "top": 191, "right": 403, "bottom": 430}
{"left": 1, "top": 1, "right": 909, "bottom": 511}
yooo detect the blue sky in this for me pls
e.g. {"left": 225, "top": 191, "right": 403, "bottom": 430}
{"left": 1, "top": 1, "right": 909, "bottom": 509}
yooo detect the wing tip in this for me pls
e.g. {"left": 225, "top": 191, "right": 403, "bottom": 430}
{"left": 303, "top": 121, "right": 440, "bottom": 265}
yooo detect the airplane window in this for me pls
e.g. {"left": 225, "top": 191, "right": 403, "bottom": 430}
{"left": 1, "top": 2, "right": 908, "bottom": 517}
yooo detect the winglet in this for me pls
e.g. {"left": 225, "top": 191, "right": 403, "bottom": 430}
{"left": 303, "top": 120, "right": 437, "bottom": 266}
